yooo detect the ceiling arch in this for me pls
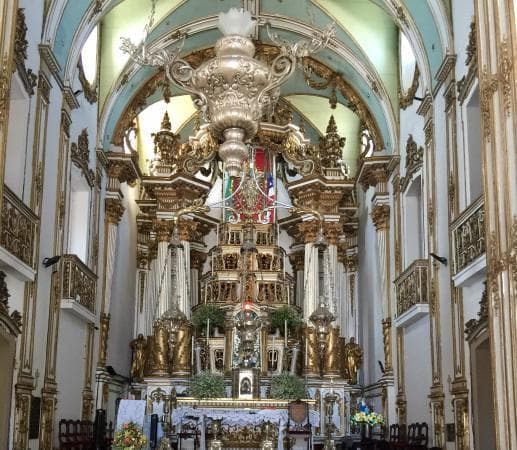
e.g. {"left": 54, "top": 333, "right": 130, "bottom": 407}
{"left": 48, "top": 0, "right": 451, "bottom": 92}
{"left": 44, "top": 0, "right": 452, "bottom": 158}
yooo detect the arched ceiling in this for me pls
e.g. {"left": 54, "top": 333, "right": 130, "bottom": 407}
{"left": 45, "top": 0, "right": 452, "bottom": 154}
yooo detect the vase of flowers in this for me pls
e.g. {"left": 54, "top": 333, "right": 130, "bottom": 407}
{"left": 113, "top": 422, "right": 147, "bottom": 449}
{"left": 350, "top": 401, "right": 384, "bottom": 439}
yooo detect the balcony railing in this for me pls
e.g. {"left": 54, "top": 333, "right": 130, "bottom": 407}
{"left": 61, "top": 254, "right": 97, "bottom": 313}
{"left": 0, "top": 185, "right": 39, "bottom": 268}
{"left": 395, "top": 259, "right": 429, "bottom": 316}
{"left": 451, "top": 197, "right": 485, "bottom": 275}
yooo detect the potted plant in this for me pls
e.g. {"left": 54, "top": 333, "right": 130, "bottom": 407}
{"left": 113, "top": 422, "right": 147, "bottom": 449}
{"left": 269, "top": 373, "right": 306, "bottom": 400}
{"left": 189, "top": 371, "right": 227, "bottom": 398}
{"left": 192, "top": 304, "right": 225, "bottom": 335}
{"left": 270, "top": 306, "right": 302, "bottom": 336}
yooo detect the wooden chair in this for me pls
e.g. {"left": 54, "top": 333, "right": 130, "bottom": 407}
{"left": 285, "top": 400, "right": 312, "bottom": 450}
{"left": 408, "top": 422, "right": 428, "bottom": 450}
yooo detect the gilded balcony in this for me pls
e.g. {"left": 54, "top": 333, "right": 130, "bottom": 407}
{"left": 0, "top": 185, "right": 39, "bottom": 269}
{"left": 451, "top": 197, "right": 485, "bottom": 275}
{"left": 61, "top": 254, "right": 97, "bottom": 314}
{"left": 395, "top": 259, "right": 429, "bottom": 316}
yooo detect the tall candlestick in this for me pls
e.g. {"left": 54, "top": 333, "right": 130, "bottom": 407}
{"left": 206, "top": 318, "right": 210, "bottom": 370}
{"left": 211, "top": 253, "right": 214, "bottom": 275}
{"left": 284, "top": 320, "right": 288, "bottom": 347}
{"left": 216, "top": 224, "right": 220, "bottom": 245}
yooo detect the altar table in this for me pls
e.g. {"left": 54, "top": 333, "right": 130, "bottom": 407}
{"left": 172, "top": 405, "right": 320, "bottom": 450}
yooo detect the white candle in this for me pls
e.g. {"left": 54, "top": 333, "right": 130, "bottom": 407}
{"left": 305, "top": 337, "right": 308, "bottom": 368}
{"left": 206, "top": 318, "right": 210, "bottom": 370}
{"left": 284, "top": 320, "right": 288, "bottom": 347}
{"left": 272, "top": 336, "right": 276, "bottom": 371}
{"left": 191, "top": 335, "right": 194, "bottom": 370}
{"left": 216, "top": 224, "right": 220, "bottom": 244}
{"left": 211, "top": 253, "right": 214, "bottom": 275}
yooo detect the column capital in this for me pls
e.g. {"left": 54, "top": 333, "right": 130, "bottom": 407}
{"left": 106, "top": 152, "right": 139, "bottom": 185}
{"left": 153, "top": 219, "right": 172, "bottom": 242}
{"left": 190, "top": 250, "right": 207, "bottom": 270}
{"left": 105, "top": 197, "right": 125, "bottom": 224}
{"left": 357, "top": 156, "right": 392, "bottom": 192}
{"left": 289, "top": 251, "right": 305, "bottom": 271}
{"left": 297, "top": 220, "right": 320, "bottom": 244}
{"left": 178, "top": 219, "right": 199, "bottom": 241}
{"left": 371, "top": 204, "right": 390, "bottom": 231}
{"left": 322, "top": 222, "right": 343, "bottom": 245}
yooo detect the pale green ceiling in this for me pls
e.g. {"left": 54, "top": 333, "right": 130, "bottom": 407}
{"left": 286, "top": 95, "right": 361, "bottom": 175}
{"left": 47, "top": 0, "right": 451, "bottom": 156}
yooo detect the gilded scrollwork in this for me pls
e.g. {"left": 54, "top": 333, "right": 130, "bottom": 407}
{"left": 1, "top": 185, "right": 39, "bottom": 268}
{"left": 71, "top": 129, "right": 94, "bottom": 186}
{"left": 61, "top": 254, "right": 97, "bottom": 313}
{"left": 400, "top": 135, "right": 423, "bottom": 191}
{"left": 399, "top": 65, "right": 420, "bottom": 110}
{"left": 395, "top": 259, "right": 428, "bottom": 315}
{"left": 451, "top": 198, "right": 485, "bottom": 274}
{"left": 77, "top": 57, "right": 98, "bottom": 104}
{"left": 14, "top": 9, "right": 37, "bottom": 95}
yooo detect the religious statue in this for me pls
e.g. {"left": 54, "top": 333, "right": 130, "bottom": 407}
{"left": 130, "top": 334, "right": 147, "bottom": 382}
{"left": 343, "top": 337, "right": 363, "bottom": 384}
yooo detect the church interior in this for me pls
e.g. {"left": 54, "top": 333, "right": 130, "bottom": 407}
{"left": 0, "top": 0, "right": 515, "bottom": 449}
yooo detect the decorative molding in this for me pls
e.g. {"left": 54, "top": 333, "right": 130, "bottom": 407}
{"left": 434, "top": 53, "right": 456, "bottom": 88}
{"left": 1, "top": 185, "right": 39, "bottom": 269}
{"left": 14, "top": 9, "right": 37, "bottom": 95}
{"left": 416, "top": 93, "right": 433, "bottom": 117}
{"left": 38, "top": 44, "right": 62, "bottom": 87}
{"left": 464, "top": 282, "right": 488, "bottom": 341}
{"left": 498, "top": 38, "right": 513, "bottom": 117}
{"left": 71, "top": 129, "right": 94, "bottom": 187}
{"left": 465, "top": 19, "right": 477, "bottom": 67}
{"left": 479, "top": 67, "right": 498, "bottom": 142}
{"left": 395, "top": 259, "right": 429, "bottom": 316}
{"left": 0, "top": 270, "right": 22, "bottom": 336}
{"left": 105, "top": 198, "right": 125, "bottom": 225}
{"left": 61, "top": 254, "right": 97, "bottom": 314}
{"left": 399, "top": 64, "right": 420, "bottom": 110}
{"left": 451, "top": 197, "right": 485, "bottom": 275}
{"left": 370, "top": 204, "right": 390, "bottom": 231}
{"left": 77, "top": 58, "right": 98, "bottom": 104}
{"left": 62, "top": 85, "right": 79, "bottom": 110}
{"left": 0, "top": 57, "right": 11, "bottom": 126}
{"left": 400, "top": 135, "right": 423, "bottom": 191}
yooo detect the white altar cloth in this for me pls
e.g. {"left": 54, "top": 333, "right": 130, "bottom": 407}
{"left": 172, "top": 407, "right": 319, "bottom": 450}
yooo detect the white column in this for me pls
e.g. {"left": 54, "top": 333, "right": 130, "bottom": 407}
{"left": 102, "top": 220, "right": 119, "bottom": 314}
{"left": 303, "top": 243, "right": 319, "bottom": 320}
{"left": 177, "top": 240, "right": 191, "bottom": 317}
{"left": 326, "top": 244, "right": 338, "bottom": 317}
{"left": 157, "top": 240, "right": 170, "bottom": 316}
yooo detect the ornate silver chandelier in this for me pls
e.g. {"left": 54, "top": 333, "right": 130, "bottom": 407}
{"left": 121, "top": 5, "right": 335, "bottom": 177}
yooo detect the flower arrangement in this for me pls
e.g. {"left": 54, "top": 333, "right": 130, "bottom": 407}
{"left": 189, "top": 371, "right": 227, "bottom": 398}
{"left": 270, "top": 306, "right": 302, "bottom": 334}
{"left": 351, "top": 400, "right": 384, "bottom": 427}
{"left": 113, "top": 422, "right": 147, "bottom": 449}
{"left": 269, "top": 373, "right": 306, "bottom": 400}
{"left": 350, "top": 410, "right": 385, "bottom": 426}
{"left": 191, "top": 304, "right": 225, "bottom": 334}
